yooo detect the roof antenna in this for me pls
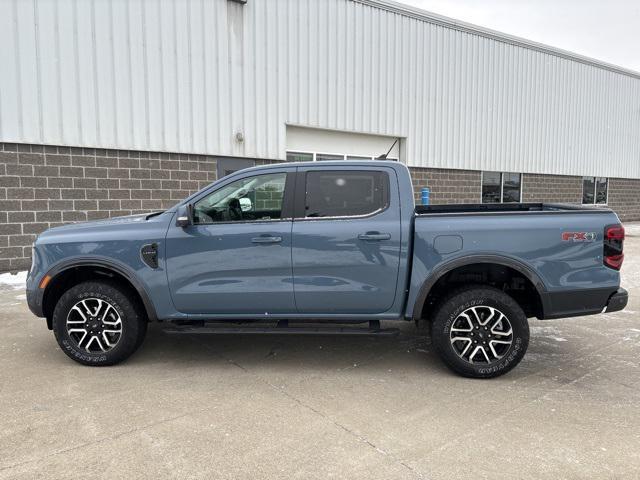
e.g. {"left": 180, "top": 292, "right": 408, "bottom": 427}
{"left": 376, "top": 139, "right": 398, "bottom": 160}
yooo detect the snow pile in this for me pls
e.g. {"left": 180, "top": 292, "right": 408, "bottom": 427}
{"left": 0, "top": 271, "right": 28, "bottom": 290}
{"left": 624, "top": 223, "right": 640, "bottom": 237}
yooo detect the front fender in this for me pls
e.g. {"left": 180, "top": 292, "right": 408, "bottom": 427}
{"left": 29, "top": 256, "right": 158, "bottom": 322}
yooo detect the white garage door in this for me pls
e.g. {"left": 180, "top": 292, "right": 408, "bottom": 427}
{"left": 286, "top": 126, "right": 400, "bottom": 162}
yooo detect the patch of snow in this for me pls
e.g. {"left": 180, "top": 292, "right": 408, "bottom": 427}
{"left": 623, "top": 222, "right": 640, "bottom": 237}
{"left": 0, "top": 271, "right": 27, "bottom": 290}
{"left": 15, "top": 293, "right": 26, "bottom": 300}
{"left": 549, "top": 337, "right": 567, "bottom": 342}
{"left": 530, "top": 325, "right": 565, "bottom": 336}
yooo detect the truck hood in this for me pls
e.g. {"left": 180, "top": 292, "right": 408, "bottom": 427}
{"left": 47, "top": 213, "right": 150, "bottom": 231}
{"left": 35, "top": 212, "right": 169, "bottom": 244}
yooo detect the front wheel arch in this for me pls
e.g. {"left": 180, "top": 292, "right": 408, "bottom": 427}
{"left": 42, "top": 262, "right": 156, "bottom": 325}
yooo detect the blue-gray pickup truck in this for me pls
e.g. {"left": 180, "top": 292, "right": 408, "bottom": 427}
{"left": 26, "top": 160, "right": 628, "bottom": 378}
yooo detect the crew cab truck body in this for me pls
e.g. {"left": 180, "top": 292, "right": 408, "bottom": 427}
{"left": 26, "top": 161, "right": 628, "bottom": 377}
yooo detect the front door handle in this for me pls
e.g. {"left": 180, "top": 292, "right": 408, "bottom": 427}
{"left": 251, "top": 235, "right": 282, "bottom": 244}
{"left": 358, "top": 232, "right": 391, "bottom": 241}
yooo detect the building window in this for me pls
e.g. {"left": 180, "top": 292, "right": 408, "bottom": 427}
{"left": 316, "top": 153, "right": 344, "bottom": 162}
{"left": 286, "top": 152, "right": 313, "bottom": 162}
{"left": 582, "top": 177, "right": 608, "bottom": 204}
{"left": 482, "top": 172, "right": 522, "bottom": 203}
{"left": 285, "top": 151, "right": 397, "bottom": 162}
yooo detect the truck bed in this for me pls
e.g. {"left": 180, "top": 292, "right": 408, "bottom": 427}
{"left": 415, "top": 202, "right": 612, "bottom": 215}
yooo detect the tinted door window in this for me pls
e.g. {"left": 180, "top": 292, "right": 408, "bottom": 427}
{"left": 304, "top": 171, "right": 389, "bottom": 218}
{"left": 194, "top": 173, "right": 286, "bottom": 223}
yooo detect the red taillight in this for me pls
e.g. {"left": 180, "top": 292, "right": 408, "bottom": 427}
{"left": 606, "top": 225, "right": 625, "bottom": 241}
{"left": 604, "top": 224, "right": 625, "bottom": 270}
{"left": 604, "top": 253, "right": 624, "bottom": 270}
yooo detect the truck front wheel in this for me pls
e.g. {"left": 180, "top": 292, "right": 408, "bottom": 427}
{"left": 52, "top": 280, "right": 147, "bottom": 366}
{"left": 430, "top": 286, "right": 529, "bottom": 378}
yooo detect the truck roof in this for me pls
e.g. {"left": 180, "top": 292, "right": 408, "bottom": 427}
{"left": 238, "top": 159, "right": 406, "bottom": 173}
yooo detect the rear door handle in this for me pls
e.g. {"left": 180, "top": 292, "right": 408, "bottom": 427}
{"left": 358, "top": 232, "right": 391, "bottom": 241}
{"left": 251, "top": 235, "right": 282, "bottom": 244}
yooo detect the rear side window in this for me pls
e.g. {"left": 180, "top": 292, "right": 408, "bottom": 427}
{"left": 304, "top": 170, "right": 389, "bottom": 218}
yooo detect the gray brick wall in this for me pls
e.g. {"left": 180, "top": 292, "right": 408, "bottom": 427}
{"left": 409, "top": 167, "right": 482, "bottom": 204}
{"left": 521, "top": 173, "right": 583, "bottom": 203}
{"left": 522, "top": 173, "right": 640, "bottom": 222}
{"left": 608, "top": 178, "right": 640, "bottom": 222}
{"left": 0, "top": 143, "right": 217, "bottom": 271}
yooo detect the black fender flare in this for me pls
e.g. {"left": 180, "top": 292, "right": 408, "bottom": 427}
{"left": 412, "top": 254, "right": 550, "bottom": 321}
{"left": 43, "top": 257, "right": 158, "bottom": 322}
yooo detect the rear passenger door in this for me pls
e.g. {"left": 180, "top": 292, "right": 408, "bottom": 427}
{"left": 291, "top": 166, "right": 401, "bottom": 314}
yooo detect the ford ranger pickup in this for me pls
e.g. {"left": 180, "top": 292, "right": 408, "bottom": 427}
{"left": 26, "top": 160, "right": 628, "bottom": 378}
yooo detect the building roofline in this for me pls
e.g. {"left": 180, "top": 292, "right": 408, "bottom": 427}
{"left": 351, "top": 0, "right": 640, "bottom": 80}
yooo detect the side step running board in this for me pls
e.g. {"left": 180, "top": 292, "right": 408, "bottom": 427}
{"left": 163, "top": 320, "right": 399, "bottom": 337}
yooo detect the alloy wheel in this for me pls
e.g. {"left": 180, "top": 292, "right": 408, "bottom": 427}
{"left": 449, "top": 305, "right": 513, "bottom": 364}
{"left": 66, "top": 298, "right": 123, "bottom": 353}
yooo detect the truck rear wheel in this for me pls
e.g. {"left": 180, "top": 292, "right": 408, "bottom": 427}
{"left": 52, "top": 280, "right": 147, "bottom": 366}
{"left": 431, "top": 286, "right": 529, "bottom": 378}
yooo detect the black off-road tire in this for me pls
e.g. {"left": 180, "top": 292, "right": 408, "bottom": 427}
{"left": 431, "top": 285, "right": 529, "bottom": 378}
{"left": 52, "top": 280, "right": 147, "bottom": 366}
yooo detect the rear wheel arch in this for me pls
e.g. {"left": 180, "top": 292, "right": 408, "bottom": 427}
{"left": 42, "top": 260, "right": 157, "bottom": 325}
{"left": 413, "top": 255, "right": 548, "bottom": 323}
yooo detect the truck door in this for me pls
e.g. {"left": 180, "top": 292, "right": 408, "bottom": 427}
{"left": 291, "top": 166, "right": 401, "bottom": 314}
{"left": 165, "top": 169, "right": 296, "bottom": 315}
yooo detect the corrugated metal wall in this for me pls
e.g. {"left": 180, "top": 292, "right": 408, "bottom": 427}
{"left": 1, "top": 0, "right": 639, "bottom": 178}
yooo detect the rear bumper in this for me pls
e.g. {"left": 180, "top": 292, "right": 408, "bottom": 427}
{"left": 541, "top": 287, "right": 628, "bottom": 319}
{"left": 605, "top": 288, "right": 628, "bottom": 314}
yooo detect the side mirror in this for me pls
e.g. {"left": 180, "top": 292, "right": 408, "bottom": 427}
{"left": 239, "top": 197, "right": 253, "bottom": 212}
{"left": 176, "top": 204, "right": 193, "bottom": 228}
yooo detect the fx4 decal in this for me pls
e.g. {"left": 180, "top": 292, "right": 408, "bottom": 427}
{"left": 562, "top": 231, "right": 597, "bottom": 242}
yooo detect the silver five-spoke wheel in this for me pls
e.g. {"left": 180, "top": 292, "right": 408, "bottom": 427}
{"left": 449, "top": 305, "right": 513, "bottom": 364}
{"left": 66, "top": 298, "right": 122, "bottom": 353}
